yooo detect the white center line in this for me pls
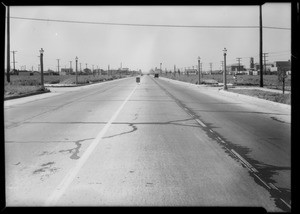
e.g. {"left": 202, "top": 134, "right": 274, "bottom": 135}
{"left": 195, "top": 119, "right": 207, "bottom": 127}
{"left": 230, "top": 149, "right": 258, "bottom": 173}
{"left": 45, "top": 85, "right": 138, "bottom": 206}
{"left": 280, "top": 198, "right": 291, "bottom": 209}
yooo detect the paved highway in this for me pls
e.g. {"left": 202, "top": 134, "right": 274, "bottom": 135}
{"left": 4, "top": 75, "right": 291, "bottom": 211}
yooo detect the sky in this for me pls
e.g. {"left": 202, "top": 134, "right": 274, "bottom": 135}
{"left": 5, "top": 4, "right": 291, "bottom": 73}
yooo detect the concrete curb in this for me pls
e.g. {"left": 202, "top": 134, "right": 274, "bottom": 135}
{"left": 4, "top": 90, "right": 51, "bottom": 101}
{"left": 218, "top": 89, "right": 291, "bottom": 110}
{"left": 159, "top": 76, "right": 291, "bottom": 110}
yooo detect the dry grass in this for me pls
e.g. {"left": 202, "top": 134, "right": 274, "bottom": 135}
{"left": 228, "top": 88, "right": 291, "bottom": 105}
{"left": 4, "top": 74, "right": 129, "bottom": 98}
{"left": 161, "top": 73, "right": 291, "bottom": 105}
{"left": 162, "top": 73, "right": 291, "bottom": 90}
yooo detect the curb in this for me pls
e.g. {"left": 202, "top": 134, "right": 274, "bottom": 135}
{"left": 159, "top": 76, "right": 290, "bottom": 110}
{"left": 218, "top": 89, "right": 291, "bottom": 110}
{"left": 4, "top": 90, "right": 51, "bottom": 101}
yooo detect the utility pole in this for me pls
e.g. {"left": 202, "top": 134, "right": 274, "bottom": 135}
{"left": 6, "top": 5, "right": 10, "bottom": 82}
{"left": 108, "top": 64, "right": 110, "bottom": 76}
{"left": 39, "top": 48, "right": 44, "bottom": 89}
{"left": 200, "top": 63, "right": 203, "bottom": 77}
{"left": 237, "top": 58, "right": 242, "bottom": 74}
{"left": 221, "top": 61, "right": 224, "bottom": 73}
{"left": 57, "top": 59, "right": 60, "bottom": 74}
{"left": 160, "top": 63, "right": 162, "bottom": 74}
{"left": 11, "top": 50, "right": 17, "bottom": 72}
{"left": 174, "top": 65, "right": 176, "bottom": 76}
{"left": 80, "top": 63, "right": 82, "bottom": 72}
{"left": 75, "top": 56, "right": 78, "bottom": 85}
{"left": 223, "top": 48, "right": 228, "bottom": 90}
{"left": 198, "top": 57, "right": 201, "bottom": 84}
{"left": 259, "top": 4, "right": 263, "bottom": 87}
{"left": 69, "top": 61, "right": 72, "bottom": 73}
{"left": 263, "top": 53, "right": 268, "bottom": 75}
{"left": 210, "top": 63, "right": 213, "bottom": 75}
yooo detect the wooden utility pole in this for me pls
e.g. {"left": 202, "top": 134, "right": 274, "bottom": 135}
{"left": 263, "top": 53, "right": 268, "bottom": 74}
{"left": 259, "top": 4, "right": 264, "bottom": 87}
{"left": 39, "top": 48, "right": 44, "bottom": 89}
{"left": 198, "top": 57, "right": 201, "bottom": 84}
{"left": 6, "top": 5, "right": 10, "bottom": 82}
{"left": 237, "top": 58, "right": 242, "bottom": 74}
{"left": 57, "top": 59, "right": 60, "bottom": 74}
{"left": 11, "top": 50, "right": 17, "bottom": 73}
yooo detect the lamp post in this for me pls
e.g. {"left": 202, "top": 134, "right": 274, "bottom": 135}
{"left": 75, "top": 56, "right": 78, "bottom": 85}
{"left": 198, "top": 56, "right": 201, "bottom": 84}
{"left": 223, "top": 48, "right": 228, "bottom": 90}
{"left": 39, "top": 48, "right": 44, "bottom": 89}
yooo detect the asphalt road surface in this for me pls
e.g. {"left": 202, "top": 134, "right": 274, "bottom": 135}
{"left": 4, "top": 75, "right": 291, "bottom": 211}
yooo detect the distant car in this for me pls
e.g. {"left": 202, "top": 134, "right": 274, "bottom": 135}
{"left": 154, "top": 74, "right": 159, "bottom": 78}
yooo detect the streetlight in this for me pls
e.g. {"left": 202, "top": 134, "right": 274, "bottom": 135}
{"left": 75, "top": 56, "right": 78, "bottom": 85}
{"left": 39, "top": 48, "right": 44, "bottom": 89}
{"left": 223, "top": 48, "right": 228, "bottom": 90}
{"left": 198, "top": 56, "right": 201, "bottom": 84}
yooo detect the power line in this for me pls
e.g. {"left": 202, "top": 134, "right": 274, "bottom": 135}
{"left": 9, "top": 16, "right": 291, "bottom": 30}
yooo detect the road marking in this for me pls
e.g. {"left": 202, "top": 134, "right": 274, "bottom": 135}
{"left": 269, "top": 183, "right": 280, "bottom": 191}
{"left": 209, "top": 130, "right": 214, "bottom": 133}
{"left": 45, "top": 85, "right": 138, "bottom": 206}
{"left": 230, "top": 149, "right": 258, "bottom": 173}
{"left": 280, "top": 198, "right": 291, "bottom": 209}
{"left": 253, "top": 174, "right": 271, "bottom": 189}
{"left": 195, "top": 119, "right": 207, "bottom": 127}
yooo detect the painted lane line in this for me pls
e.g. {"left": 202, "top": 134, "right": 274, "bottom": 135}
{"left": 45, "top": 85, "right": 138, "bottom": 206}
{"left": 269, "top": 183, "right": 280, "bottom": 191}
{"left": 253, "top": 174, "right": 271, "bottom": 190}
{"left": 280, "top": 198, "right": 291, "bottom": 209}
{"left": 230, "top": 149, "right": 258, "bottom": 173}
{"left": 195, "top": 119, "right": 207, "bottom": 127}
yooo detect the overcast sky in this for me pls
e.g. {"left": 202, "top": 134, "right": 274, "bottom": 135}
{"left": 5, "top": 4, "right": 291, "bottom": 73}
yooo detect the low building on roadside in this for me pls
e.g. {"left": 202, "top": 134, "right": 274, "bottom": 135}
{"left": 60, "top": 68, "right": 73, "bottom": 75}
{"left": 227, "top": 64, "right": 246, "bottom": 75}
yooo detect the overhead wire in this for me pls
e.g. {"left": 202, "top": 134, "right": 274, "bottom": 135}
{"left": 9, "top": 16, "right": 291, "bottom": 30}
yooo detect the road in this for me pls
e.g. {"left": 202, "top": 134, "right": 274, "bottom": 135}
{"left": 4, "top": 75, "right": 291, "bottom": 211}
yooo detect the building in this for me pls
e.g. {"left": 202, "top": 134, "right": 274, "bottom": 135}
{"left": 227, "top": 63, "right": 246, "bottom": 75}
{"left": 274, "top": 60, "right": 291, "bottom": 72}
{"left": 61, "top": 68, "right": 73, "bottom": 75}
{"left": 253, "top": 60, "right": 291, "bottom": 75}
{"left": 185, "top": 68, "right": 197, "bottom": 75}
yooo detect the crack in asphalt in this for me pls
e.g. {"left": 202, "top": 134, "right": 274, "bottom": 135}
{"left": 58, "top": 138, "right": 94, "bottom": 160}
{"left": 103, "top": 124, "right": 138, "bottom": 139}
